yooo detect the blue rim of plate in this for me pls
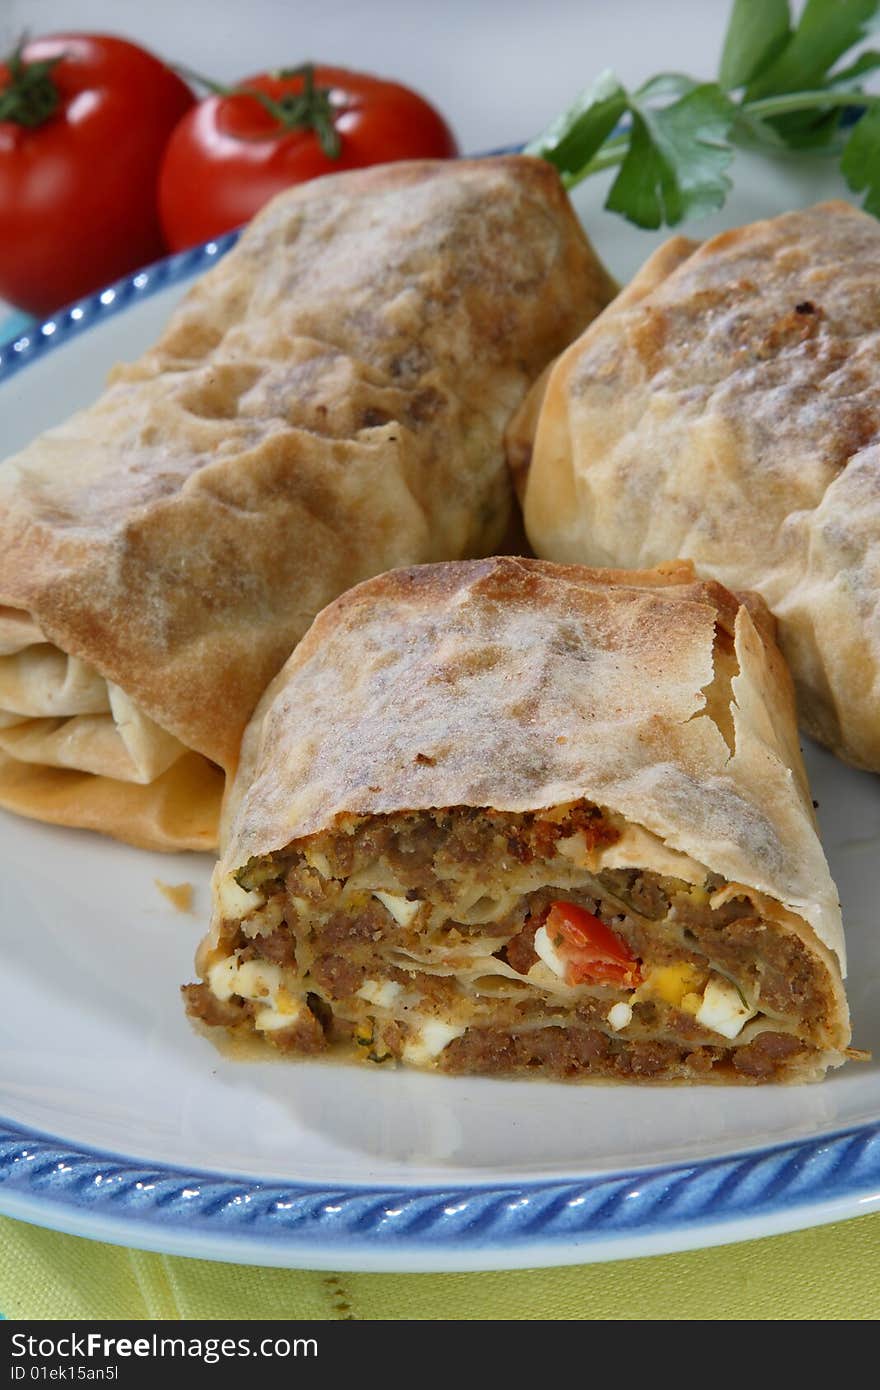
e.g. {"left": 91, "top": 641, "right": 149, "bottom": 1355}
{"left": 2, "top": 194, "right": 880, "bottom": 1271}
{"left": 2, "top": 1111, "right": 880, "bottom": 1269}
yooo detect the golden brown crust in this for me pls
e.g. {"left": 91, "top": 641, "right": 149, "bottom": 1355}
{"left": 0, "top": 750, "right": 222, "bottom": 851}
{"left": 209, "top": 556, "right": 849, "bottom": 1078}
{"left": 0, "top": 156, "right": 614, "bottom": 847}
{"left": 518, "top": 199, "right": 880, "bottom": 769}
{"left": 220, "top": 556, "right": 845, "bottom": 981}
{"left": 505, "top": 235, "right": 698, "bottom": 506}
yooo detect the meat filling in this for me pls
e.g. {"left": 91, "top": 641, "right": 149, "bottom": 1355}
{"left": 184, "top": 801, "right": 844, "bottom": 1083}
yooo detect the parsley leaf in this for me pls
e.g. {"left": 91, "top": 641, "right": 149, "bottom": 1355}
{"left": 829, "top": 48, "right": 880, "bottom": 84}
{"left": 743, "top": 0, "right": 880, "bottom": 150}
{"left": 747, "top": 0, "right": 880, "bottom": 98}
{"left": 635, "top": 73, "right": 700, "bottom": 102}
{"left": 719, "top": 0, "right": 791, "bottom": 91}
{"left": 525, "top": 68, "right": 627, "bottom": 179}
{"left": 606, "top": 84, "right": 735, "bottom": 228}
{"left": 528, "top": 0, "right": 880, "bottom": 232}
{"left": 842, "top": 104, "right": 880, "bottom": 213}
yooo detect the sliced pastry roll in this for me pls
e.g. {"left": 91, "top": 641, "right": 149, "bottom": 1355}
{"left": 185, "top": 557, "right": 851, "bottom": 1083}
{"left": 511, "top": 200, "right": 880, "bottom": 771}
{"left": 0, "top": 156, "right": 613, "bottom": 850}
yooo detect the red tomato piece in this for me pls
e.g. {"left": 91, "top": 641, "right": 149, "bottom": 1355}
{"left": 545, "top": 902, "right": 642, "bottom": 988}
{"left": 158, "top": 65, "right": 459, "bottom": 251}
{"left": 0, "top": 34, "right": 194, "bottom": 315}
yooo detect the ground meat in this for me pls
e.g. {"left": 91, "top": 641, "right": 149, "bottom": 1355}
{"left": 599, "top": 868, "right": 669, "bottom": 920}
{"left": 380, "top": 1019, "right": 405, "bottom": 1057}
{"left": 722, "top": 918, "right": 818, "bottom": 1017}
{"left": 674, "top": 905, "right": 832, "bottom": 1034}
{"left": 284, "top": 862, "right": 327, "bottom": 901}
{"left": 498, "top": 804, "right": 619, "bottom": 866}
{"left": 411, "top": 972, "right": 462, "bottom": 1008}
{"left": 357, "top": 818, "right": 445, "bottom": 889}
{"left": 434, "top": 811, "right": 505, "bottom": 871}
{"left": 564, "top": 802, "right": 621, "bottom": 852}
{"left": 442, "top": 1025, "right": 812, "bottom": 1082}
{"left": 504, "top": 820, "right": 552, "bottom": 864}
{"left": 286, "top": 801, "right": 619, "bottom": 889}
{"left": 219, "top": 801, "right": 835, "bottom": 1069}
{"left": 317, "top": 903, "right": 388, "bottom": 946}
{"left": 683, "top": 1046, "right": 723, "bottom": 1075}
{"left": 624, "top": 920, "right": 706, "bottom": 971}
{"left": 264, "top": 1008, "right": 327, "bottom": 1055}
{"left": 442, "top": 1028, "right": 517, "bottom": 1074}
{"left": 612, "top": 1039, "right": 682, "bottom": 1077}
{"left": 504, "top": 918, "right": 539, "bottom": 975}
{"left": 577, "top": 879, "right": 834, "bottom": 1042}
{"left": 240, "top": 927, "right": 296, "bottom": 967}
{"left": 444, "top": 1025, "right": 616, "bottom": 1076}
{"left": 732, "top": 1031, "right": 805, "bottom": 1077}
{"left": 181, "top": 982, "right": 247, "bottom": 1028}
{"left": 317, "top": 833, "right": 355, "bottom": 877}
{"left": 309, "top": 952, "right": 366, "bottom": 1000}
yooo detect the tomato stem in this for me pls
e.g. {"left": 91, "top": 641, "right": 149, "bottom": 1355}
{"left": 0, "top": 38, "right": 64, "bottom": 128}
{"left": 176, "top": 61, "right": 342, "bottom": 158}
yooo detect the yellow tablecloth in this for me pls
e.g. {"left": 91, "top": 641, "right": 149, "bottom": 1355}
{"left": 2, "top": 1211, "right": 878, "bottom": 1319}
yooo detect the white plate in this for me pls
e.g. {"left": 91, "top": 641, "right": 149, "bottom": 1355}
{"left": 1, "top": 149, "right": 879, "bottom": 1272}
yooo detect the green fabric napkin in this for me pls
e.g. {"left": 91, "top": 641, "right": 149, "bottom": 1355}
{"left": 2, "top": 1211, "right": 878, "bottom": 1319}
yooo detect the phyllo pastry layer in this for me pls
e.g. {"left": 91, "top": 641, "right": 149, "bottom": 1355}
{"left": 185, "top": 558, "right": 851, "bottom": 1083}
{"left": 510, "top": 200, "right": 880, "bottom": 772}
{"left": 0, "top": 156, "right": 613, "bottom": 850}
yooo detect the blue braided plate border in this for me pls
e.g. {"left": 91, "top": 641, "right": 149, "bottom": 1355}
{"left": 2, "top": 196, "right": 880, "bottom": 1271}
{"left": 0, "top": 230, "right": 242, "bottom": 373}
{"left": 1, "top": 1114, "right": 880, "bottom": 1270}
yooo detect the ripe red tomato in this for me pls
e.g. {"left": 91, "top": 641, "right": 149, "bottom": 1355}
{"left": 159, "top": 65, "right": 458, "bottom": 251}
{"left": 545, "top": 902, "right": 642, "bottom": 989}
{"left": 0, "top": 34, "right": 193, "bottom": 316}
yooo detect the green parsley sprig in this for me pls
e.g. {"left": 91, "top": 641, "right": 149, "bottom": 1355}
{"left": 526, "top": 0, "right": 880, "bottom": 227}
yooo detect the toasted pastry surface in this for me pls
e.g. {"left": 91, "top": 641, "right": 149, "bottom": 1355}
{"left": 514, "top": 200, "right": 880, "bottom": 770}
{"left": 0, "top": 157, "right": 613, "bottom": 847}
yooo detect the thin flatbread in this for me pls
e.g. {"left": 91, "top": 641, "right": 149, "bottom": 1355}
{"left": 185, "top": 557, "right": 850, "bottom": 1084}
{"left": 0, "top": 156, "right": 614, "bottom": 848}
{"left": 512, "top": 200, "right": 880, "bottom": 771}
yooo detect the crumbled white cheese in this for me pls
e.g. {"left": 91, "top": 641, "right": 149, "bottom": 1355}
{"left": 208, "top": 954, "right": 303, "bottom": 1036}
{"left": 216, "top": 875, "right": 265, "bottom": 920}
{"left": 253, "top": 1001, "right": 303, "bottom": 1031}
{"left": 556, "top": 831, "right": 590, "bottom": 866}
{"left": 373, "top": 891, "right": 420, "bottom": 927}
{"left": 241, "top": 897, "right": 285, "bottom": 938}
{"left": 696, "top": 975, "right": 756, "bottom": 1039}
{"left": 305, "top": 849, "right": 332, "bottom": 878}
{"left": 357, "top": 979, "right": 404, "bottom": 1009}
{"left": 607, "top": 1002, "right": 633, "bottom": 1031}
{"left": 207, "top": 956, "right": 238, "bottom": 1002}
{"left": 207, "top": 955, "right": 285, "bottom": 1005}
{"left": 401, "top": 1018, "right": 465, "bottom": 1065}
{"left": 534, "top": 924, "right": 567, "bottom": 980}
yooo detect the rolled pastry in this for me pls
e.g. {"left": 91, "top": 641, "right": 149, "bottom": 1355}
{"left": 0, "top": 156, "right": 614, "bottom": 850}
{"left": 185, "top": 557, "right": 851, "bottom": 1084}
{"left": 511, "top": 200, "right": 880, "bottom": 771}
